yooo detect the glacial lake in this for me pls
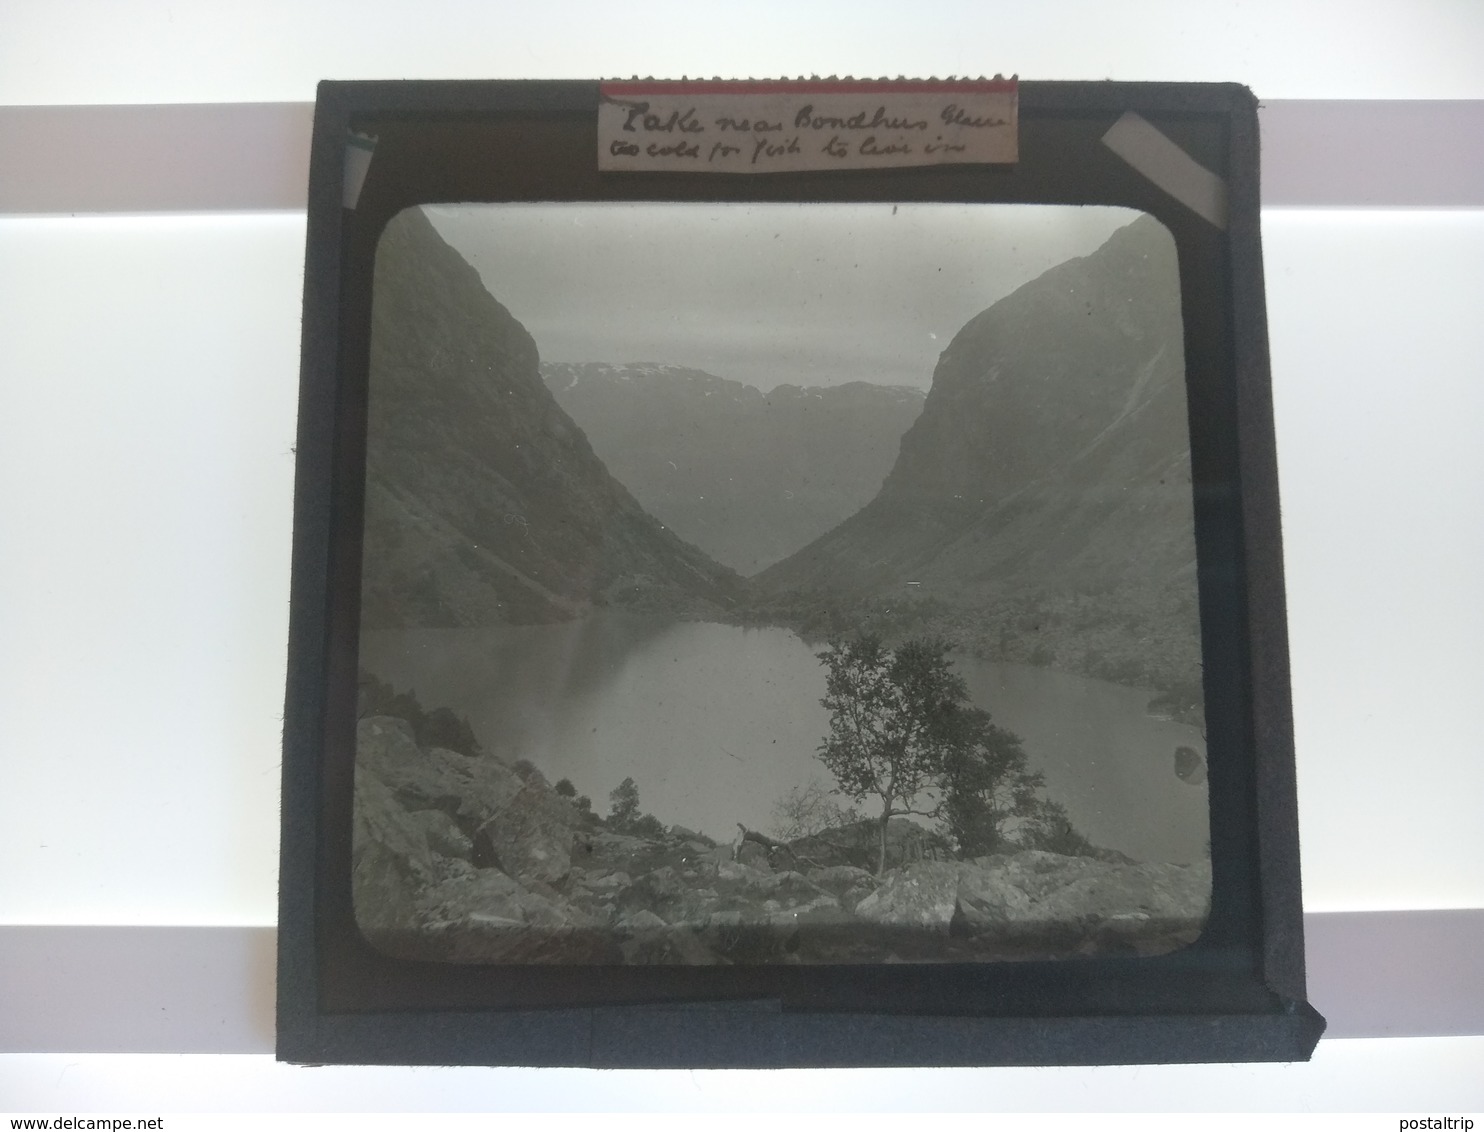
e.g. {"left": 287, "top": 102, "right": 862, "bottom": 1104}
{"left": 360, "top": 616, "right": 1209, "bottom": 864}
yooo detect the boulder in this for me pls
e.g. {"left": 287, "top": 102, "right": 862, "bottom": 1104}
{"left": 806, "top": 865, "right": 878, "bottom": 912}
{"left": 618, "top": 909, "right": 668, "bottom": 932}
{"left": 351, "top": 770, "right": 442, "bottom": 937}
{"left": 950, "top": 852, "right": 1212, "bottom": 953}
{"left": 1174, "top": 745, "right": 1207, "bottom": 785}
{"left": 976, "top": 850, "right": 1089, "bottom": 902}
{"left": 580, "top": 830, "right": 654, "bottom": 874}
{"left": 438, "top": 748, "right": 528, "bottom": 821}
{"left": 357, "top": 716, "right": 528, "bottom": 827}
{"left": 1032, "top": 859, "right": 1211, "bottom": 927}
{"left": 477, "top": 780, "right": 577, "bottom": 884}
{"left": 838, "top": 882, "right": 877, "bottom": 913}
{"left": 421, "top": 809, "right": 474, "bottom": 861}
{"left": 650, "top": 861, "right": 839, "bottom": 932}
{"left": 403, "top": 863, "right": 617, "bottom": 964}
{"left": 735, "top": 840, "right": 772, "bottom": 871}
{"left": 852, "top": 861, "right": 961, "bottom": 933}
{"left": 694, "top": 843, "right": 734, "bottom": 871}
{"left": 712, "top": 861, "right": 794, "bottom": 895}
{"left": 423, "top": 863, "right": 581, "bottom": 931}
{"left": 614, "top": 864, "right": 687, "bottom": 920}
{"left": 356, "top": 841, "right": 609, "bottom": 964}
{"left": 955, "top": 861, "right": 1035, "bottom": 927}
{"left": 767, "top": 894, "right": 840, "bottom": 921}
{"left": 807, "top": 864, "right": 875, "bottom": 891}
{"left": 584, "top": 870, "right": 633, "bottom": 893}
{"left": 357, "top": 717, "right": 457, "bottom": 810}
{"left": 650, "top": 884, "right": 722, "bottom": 928}
{"left": 715, "top": 859, "right": 768, "bottom": 884}
{"left": 750, "top": 869, "right": 833, "bottom": 906}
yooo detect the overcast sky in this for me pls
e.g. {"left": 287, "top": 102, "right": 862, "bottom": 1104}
{"left": 427, "top": 202, "right": 1141, "bottom": 391}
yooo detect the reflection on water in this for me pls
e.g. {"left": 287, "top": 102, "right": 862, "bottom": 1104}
{"left": 360, "top": 615, "right": 1208, "bottom": 863}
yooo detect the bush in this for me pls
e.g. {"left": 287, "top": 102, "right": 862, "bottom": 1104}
{"left": 604, "top": 777, "right": 674, "bottom": 840}
{"left": 608, "top": 776, "right": 641, "bottom": 828}
{"left": 629, "top": 813, "right": 667, "bottom": 840}
{"left": 939, "top": 724, "right": 1044, "bottom": 858}
{"left": 770, "top": 780, "right": 860, "bottom": 843}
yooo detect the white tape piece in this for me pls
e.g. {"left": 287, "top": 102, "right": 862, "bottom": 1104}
{"left": 342, "top": 132, "right": 377, "bottom": 209}
{"left": 1102, "top": 111, "right": 1228, "bottom": 230}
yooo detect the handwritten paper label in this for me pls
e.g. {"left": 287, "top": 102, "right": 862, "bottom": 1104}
{"left": 598, "top": 79, "right": 1017, "bottom": 173}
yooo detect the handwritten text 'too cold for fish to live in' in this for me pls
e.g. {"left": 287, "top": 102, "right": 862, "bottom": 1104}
{"left": 596, "top": 80, "right": 1018, "bottom": 173}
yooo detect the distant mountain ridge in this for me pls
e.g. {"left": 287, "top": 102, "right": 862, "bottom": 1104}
{"left": 543, "top": 362, "right": 925, "bottom": 575}
{"left": 359, "top": 209, "right": 742, "bottom": 628}
{"left": 754, "top": 215, "right": 1203, "bottom": 693}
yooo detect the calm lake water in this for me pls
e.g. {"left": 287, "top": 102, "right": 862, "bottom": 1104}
{"left": 360, "top": 616, "right": 1208, "bottom": 863}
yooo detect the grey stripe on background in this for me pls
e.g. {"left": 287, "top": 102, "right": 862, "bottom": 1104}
{"left": 1305, "top": 909, "right": 1484, "bottom": 1040}
{"left": 0, "top": 911, "right": 1478, "bottom": 1054}
{"left": 0, "top": 100, "right": 1482, "bottom": 214}
{"left": 0, "top": 925, "right": 278, "bottom": 1054}
{"left": 0, "top": 102, "right": 315, "bottom": 214}
{"left": 1259, "top": 99, "right": 1484, "bottom": 208}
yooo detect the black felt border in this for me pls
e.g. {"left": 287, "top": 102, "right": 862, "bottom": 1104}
{"left": 277, "top": 79, "right": 1322, "bottom": 1066}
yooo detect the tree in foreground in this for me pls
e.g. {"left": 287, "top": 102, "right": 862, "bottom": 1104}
{"left": 817, "top": 634, "right": 1051, "bottom": 872}
{"left": 817, "top": 636, "right": 974, "bottom": 873}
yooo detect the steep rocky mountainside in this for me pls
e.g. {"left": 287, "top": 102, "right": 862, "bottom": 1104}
{"left": 753, "top": 216, "right": 1203, "bottom": 693}
{"left": 355, "top": 714, "right": 1210, "bottom": 965}
{"left": 359, "top": 209, "right": 742, "bottom": 628}
{"left": 542, "top": 363, "right": 925, "bottom": 575}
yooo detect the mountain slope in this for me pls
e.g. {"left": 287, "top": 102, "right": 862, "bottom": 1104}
{"left": 359, "top": 208, "right": 743, "bottom": 628}
{"left": 543, "top": 363, "right": 924, "bottom": 574}
{"left": 754, "top": 215, "right": 1202, "bottom": 690}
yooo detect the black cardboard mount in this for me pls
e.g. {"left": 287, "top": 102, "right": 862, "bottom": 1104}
{"left": 277, "top": 79, "right": 1323, "bottom": 1067}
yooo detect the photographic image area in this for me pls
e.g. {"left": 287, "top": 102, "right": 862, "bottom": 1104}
{"left": 351, "top": 201, "right": 1212, "bottom": 966}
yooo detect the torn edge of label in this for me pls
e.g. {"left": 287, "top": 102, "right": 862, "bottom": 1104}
{"left": 1101, "top": 112, "right": 1228, "bottom": 230}
{"left": 343, "top": 132, "right": 377, "bottom": 210}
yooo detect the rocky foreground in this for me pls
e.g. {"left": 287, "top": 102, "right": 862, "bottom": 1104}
{"left": 354, "top": 716, "right": 1211, "bottom": 965}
